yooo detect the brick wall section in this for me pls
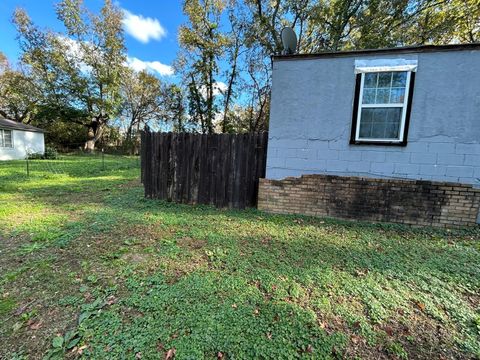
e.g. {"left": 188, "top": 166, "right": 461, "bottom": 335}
{"left": 258, "top": 174, "right": 480, "bottom": 227}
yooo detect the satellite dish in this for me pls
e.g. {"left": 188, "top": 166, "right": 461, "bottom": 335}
{"left": 281, "top": 27, "right": 297, "bottom": 55}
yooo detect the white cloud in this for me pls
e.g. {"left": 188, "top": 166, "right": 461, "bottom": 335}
{"left": 199, "top": 81, "right": 228, "bottom": 98}
{"left": 122, "top": 9, "right": 166, "bottom": 43}
{"left": 126, "top": 56, "right": 174, "bottom": 76}
{"left": 213, "top": 82, "right": 227, "bottom": 96}
{"left": 56, "top": 35, "right": 92, "bottom": 73}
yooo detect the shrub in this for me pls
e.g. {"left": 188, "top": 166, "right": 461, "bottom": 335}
{"left": 27, "top": 146, "right": 58, "bottom": 160}
{"left": 43, "top": 146, "right": 58, "bottom": 159}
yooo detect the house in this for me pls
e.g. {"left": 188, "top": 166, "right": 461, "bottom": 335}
{"left": 258, "top": 44, "right": 480, "bottom": 227}
{"left": 0, "top": 118, "right": 45, "bottom": 160}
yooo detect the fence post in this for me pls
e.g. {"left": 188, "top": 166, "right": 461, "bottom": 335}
{"left": 26, "top": 156, "right": 30, "bottom": 177}
{"left": 102, "top": 148, "right": 105, "bottom": 171}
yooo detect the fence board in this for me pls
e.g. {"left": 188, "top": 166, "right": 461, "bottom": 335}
{"left": 141, "top": 131, "right": 268, "bottom": 208}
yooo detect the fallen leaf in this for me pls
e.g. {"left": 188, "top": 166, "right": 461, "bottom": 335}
{"left": 384, "top": 326, "right": 394, "bottom": 336}
{"left": 266, "top": 332, "right": 272, "bottom": 340}
{"left": 165, "top": 348, "right": 176, "bottom": 359}
{"left": 77, "top": 345, "right": 88, "bottom": 355}
{"left": 28, "top": 321, "right": 42, "bottom": 330}
{"left": 354, "top": 269, "right": 368, "bottom": 277}
{"left": 217, "top": 351, "right": 224, "bottom": 359}
{"left": 351, "top": 335, "right": 361, "bottom": 344}
{"left": 135, "top": 352, "right": 142, "bottom": 359}
{"left": 231, "top": 303, "right": 237, "bottom": 309}
{"left": 306, "top": 344, "right": 313, "bottom": 353}
{"left": 253, "top": 308, "right": 259, "bottom": 315}
{"left": 106, "top": 295, "right": 117, "bottom": 305}
{"left": 415, "top": 301, "right": 426, "bottom": 311}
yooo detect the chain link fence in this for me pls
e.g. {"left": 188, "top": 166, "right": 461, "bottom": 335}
{"left": 22, "top": 146, "right": 140, "bottom": 178}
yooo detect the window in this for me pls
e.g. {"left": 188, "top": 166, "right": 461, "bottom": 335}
{"left": 350, "top": 69, "right": 415, "bottom": 145}
{"left": 0, "top": 129, "right": 13, "bottom": 148}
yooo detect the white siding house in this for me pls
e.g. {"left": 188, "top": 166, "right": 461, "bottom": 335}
{"left": 0, "top": 118, "right": 45, "bottom": 160}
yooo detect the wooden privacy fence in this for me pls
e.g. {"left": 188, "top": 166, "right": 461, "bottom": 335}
{"left": 141, "top": 131, "right": 268, "bottom": 209}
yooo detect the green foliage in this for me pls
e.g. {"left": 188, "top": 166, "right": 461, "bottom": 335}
{"left": 43, "top": 146, "right": 58, "bottom": 159}
{"left": 120, "top": 69, "right": 164, "bottom": 145}
{"left": 386, "top": 341, "right": 408, "bottom": 360}
{"left": 41, "top": 120, "right": 86, "bottom": 150}
{"left": 179, "top": 0, "right": 230, "bottom": 134}
{"left": 44, "top": 330, "right": 81, "bottom": 359}
{"left": 0, "top": 298, "right": 16, "bottom": 316}
{"left": 13, "top": 0, "right": 126, "bottom": 149}
{"left": 0, "top": 59, "right": 43, "bottom": 123}
{"left": 27, "top": 146, "right": 58, "bottom": 160}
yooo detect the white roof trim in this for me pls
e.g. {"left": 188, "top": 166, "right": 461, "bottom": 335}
{"left": 354, "top": 58, "right": 418, "bottom": 73}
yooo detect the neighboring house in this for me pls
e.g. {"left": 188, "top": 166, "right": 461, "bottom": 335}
{"left": 0, "top": 118, "right": 45, "bottom": 160}
{"left": 258, "top": 44, "right": 480, "bottom": 227}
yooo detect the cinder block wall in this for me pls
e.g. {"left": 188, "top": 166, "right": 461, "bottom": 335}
{"left": 258, "top": 174, "right": 480, "bottom": 227}
{"left": 267, "top": 49, "right": 480, "bottom": 185}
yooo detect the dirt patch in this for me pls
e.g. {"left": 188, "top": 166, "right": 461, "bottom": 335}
{"left": 176, "top": 237, "right": 207, "bottom": 250}
{"left": 342, "top": 310, "right": 465, "bottom": 360}
{"left": 116, "top": 179, "right": 141, "bottom": 189}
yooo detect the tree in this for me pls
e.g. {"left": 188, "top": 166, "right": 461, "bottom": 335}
{"left": 120, "top": 68, "right": 164, "bottom": 141}
{"left": 220, "top": 6, "right": 246, "bottom": 133}
{"left": 179, "top": 0, "right": 229, "bottom": 133}
{"left": 0, "top": 58, "right": 43, "bottom": 124}
{"left": 163, "top": 84, "right": 188, "bottom": 132}
{"left": 13, "top": 0, "right": 125, "bottom": 150}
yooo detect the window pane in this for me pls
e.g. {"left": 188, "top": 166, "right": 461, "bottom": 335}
{"left": 364, "top": 73, "right": 377, "bottom": 88}
{"left": 362, "top": 89, "right": 376, "bottom": 104}
{"left": 375, "top": 89, "right": 390, "bottom": 103}
{"left": 389, "top": 88, "right": 405, "bottom": 103}
{"left": 392, "top": 72, "right": 407, "bottom": 87}
{"left": 359, "top": 108, "right": 402, "bottom": 140}
{"left": 378, "top": 72, "right": 392, "bottom": 87}
{"left": 4, "top": 130, "right": 12, "bottom": 147}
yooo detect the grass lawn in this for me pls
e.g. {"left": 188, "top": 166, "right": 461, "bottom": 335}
{"left": 1, "top": 155, "right": 479, "bottom": 359}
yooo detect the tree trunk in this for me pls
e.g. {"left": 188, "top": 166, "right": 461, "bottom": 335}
{"left": 134, "top": 122, "right": 141, "bottom": 155}
{"left": 84, "top": 119, "right": 103, "bottom": 152}
{"left": 85, "top": 126, "right": 96, "bottom": 152}
{"left": 222, "top": 41, "right": 239, "bottom": 133}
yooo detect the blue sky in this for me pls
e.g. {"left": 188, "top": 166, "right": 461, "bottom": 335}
{"left": 0, "top": 0, "right": 185, "bottom": 77}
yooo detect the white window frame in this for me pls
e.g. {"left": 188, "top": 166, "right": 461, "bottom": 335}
{"left": 354, "top": 70, "right": 412, "bottom": 143}
{"left": 0, "top": 129, "right": 14, "bottom": 148}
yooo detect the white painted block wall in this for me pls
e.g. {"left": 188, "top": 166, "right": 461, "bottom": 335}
{"left": 266, "top": 49, "right": 480, "bottom": 186}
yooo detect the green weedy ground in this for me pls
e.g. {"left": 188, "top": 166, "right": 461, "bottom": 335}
{"left": 0, "top": 155, "right": 479, "bottom": 359}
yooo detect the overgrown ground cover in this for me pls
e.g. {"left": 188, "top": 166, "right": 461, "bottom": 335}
{"left": 1, "top": 155, "right": 479, "bottom": 359}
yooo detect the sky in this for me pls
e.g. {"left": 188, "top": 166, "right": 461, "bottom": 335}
{"left": 0, "top": 0, "right": 185, "bottom": 78}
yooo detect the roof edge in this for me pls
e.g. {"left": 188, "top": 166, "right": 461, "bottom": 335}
{"left": 273, "top": 43, "right": 480, "bottom": 61}
{"left": 0, "top": 118, "right": 46, "bottom": 133}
